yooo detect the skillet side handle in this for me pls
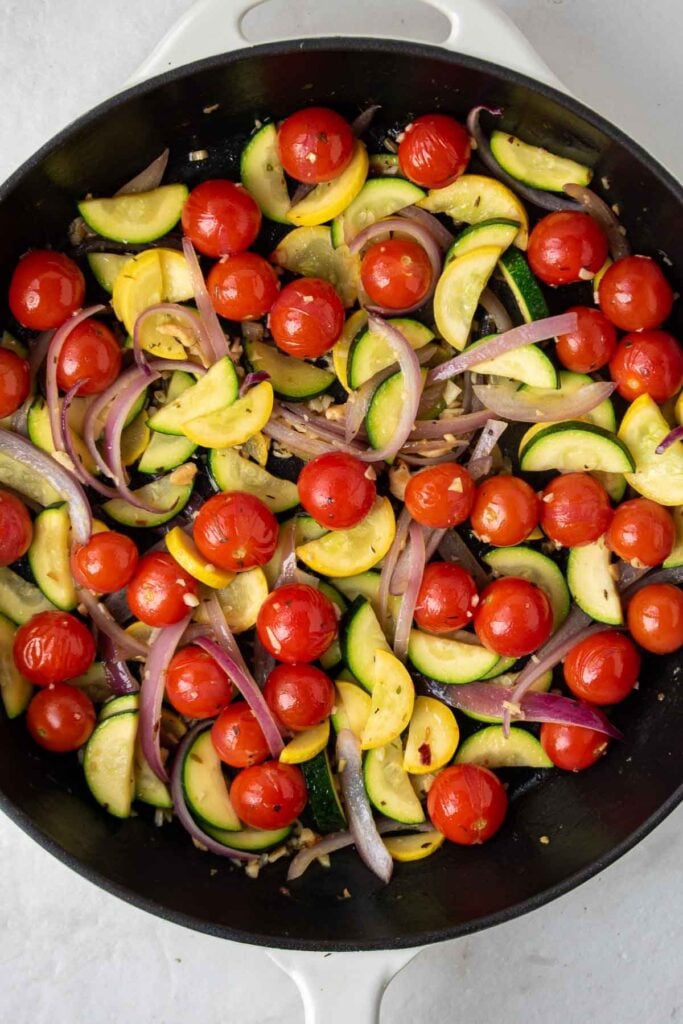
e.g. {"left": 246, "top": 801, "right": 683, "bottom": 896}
{"left": 269, "top": 947, "right": 421, "bottom": 1024}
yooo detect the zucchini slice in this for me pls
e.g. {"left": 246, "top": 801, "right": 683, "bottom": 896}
{"left": 368, "top": 154, "right": 401, "bottom": 177}
{"left": 165, "top": 527, "right": 235, "bottom": 589}
{"left": 0, "top": 567, "right": 57, "bottom": 624}
{"left": 408, "top": 629, "right": 500, "bottom": 684}
{"left": 331, "top": 679, "right": 372, "bottom": 738}
{"left": 483, "top": 546, "right": 570, "bottom": 632}
{"left": 467, "top": 335, "right": 557, "bottom": 389}
{"left": 84, "top": 711, "right": 137, "bottom": 818}
{"left": 147, "top": 357, "right": 237, "bottom": 436}
{"left": 567, "top": 535, "right": 623, "bottom": 625}
{"left": 209, "top": 448, "right": 299, "bottom": 513}
{"left": 27, "top": 396, "right": 100, "bottom": 475}
{"left": 455, "top": 725, "right": 552, "bottom": 768}
{"left": 78, "top": 184, "right": 188, "bottom": 243}
{"left": 331, "top": 177, "right": 425, "bottom": 248}
{"left": 348, "top": 318, "right": 434, "bottom": 388}
{"left": 271, "top": 225, "right": 361, "bottom": 307}
{"left": 182, "top": 728, "right": 241, "bottom": 831}
{"left": 112, "top": 249, "right": 196, "bottom": 357}
{"left": 663, "top": 506, "right": 683, "bottom": 569}
{"left": 332, "top": 309, "right": 368, "bottom": 391}
{"left": 0, "top": 613, "right": 32, "bottom": 718}
{"left": 364, "top": 738, "right": 425, "bottom": 825}
{"left": 447, "top": 218, "right": 520, "bottom": 261}
{"left": 243, "top": 337, "right": 335, "bottom": 401}
{"left": 318, "top": 582, "right": 346, "bottom": 672}
{"left": 102, "top": 473, "right": 193, "bottom": 528}
{"left": 183, "top": 380, "right": 274, "bottom": 449}
{"left": 0, "top": 451, "right": 60, "bottom": 508}
{"left": 366, "top": 368, "right": 427, "bottom": 454}
{"left": 618, "top": 394, "right": 683, "bottom": 506}
{"left": 496, "top": 247, "right": 549, "bottom": 323}
{"left": 434, "top": 245, "right": 502, "bottom": 351}
{"left": 100, "top": 694, "right": 140, "bottom": 720}
{"left": 204, "top": 567, "right": 269, "bottom": 634}
{"left": 135, "top": 741, "right": 172, "bottom": 809}
{"left": 87, "top": 252, "right": 130, "bottom": 293}
{"left": 70, "top": 662, "right": 113, "bottom": 704}
{"left": 521, "top": 370, "right": 616, "bottom": 433}
{"left": 489, "top": 131, "right": 592, "bottom": 192}
{"left": 520, "top": 421, "right": 635, "bottom": 474}
{"left": 240, "top": 122, "right": 290, "bottom": 223}
{"left": 403, "top": 696, "right": 460, "bottom": 774}
{"left": 296, "top": 497, "right": 396, "bottom": 578}
{"left": 139, "top": 371, "right": 197, "bottom": 473}
{"left": 360, "top": 649, "right": 415, "bottom": 751}
{"left": 287, "top": 141, "right": 368, "bottom": 227}
{"left": 205, "top": 824, "right": 292, "bottom": 851}
{"left": 341, "top": 597, "right": 391, "bottom": 693}
{"left": 418, "top": 174, "right": 528, "bottom": 248}
{"left": 28, "top": 504, "right": 77, "bottom": 611}
{"left": 301, "top": 750, "right": 346, "bottom": 833}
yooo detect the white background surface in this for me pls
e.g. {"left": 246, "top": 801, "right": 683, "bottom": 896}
{"left": 0, "top": 2, "right": 682, "bottom": 1021}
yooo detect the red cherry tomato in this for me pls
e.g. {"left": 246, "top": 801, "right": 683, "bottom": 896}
{"left": 13, "top": 611, "right": 95, "bottom": 686}
{"left": 598, "top": 255, "right": 674, "bottom": 331}
{"left": 470, "top": 475, "right": 540, "bottom": 547}
{"left": 55, "top": 319, "right": 122, "bottom": 395}
{"left": 414, "top": 562, "right": 478, "bottom": 634}
{"left": 71, "top": 531, "right": 139, "bottom": 593}
{"left": 26, "top": 684, "right": 96, "bottom": 753}
{"left": 540, "top": 721, "right": 609, "bottom": 771}
{"left": 277, "top": 107, "right": 354, "bottom": 184}
{"left": 269, "top": 277, "right": 345, "bottom": 358}
{"left": 404, "top": 464, "right": 476, "bottom": 529}
{"left": 126, "top": 551, "right": 199, "bottom": 627}
{"left": 166, "top": 645, "right": 234, "bottom": 719}
{"left": 563, "top": 630, "right": 641, "bottom": 705}
{"left": 193, "top": 492, "right": 278, "bottom": 572}
{"left": 474, "top": 576, "right": 552, "bottom": 658}
{"left": 230, "top": 761, "right": 307, "bottom": 830}
{"left": 360, "top": 239, "right": 433, "bottom": 311}
{"left": 181, "top": 179, "right": 261, "bottom": 258}
{"left": 9, "top": 250, "right": 85, "bottom": 330}
{"left": 606, "top": 498, "right": 675, "bottom": 567}
{"left": 608, "top": 329, "right": 683, "bottom": 403}
{"left": 211, "top": 703, "right": 270, "bottom": 768}
{"left": 0, "top": 489, "right": 33, "bottom": 567}
{"left": 0, "top": 349, "right": 30, "bottom": 418}
{"left": 427, "top": 763, "right": 507, "bottom": 845}
{"left": 528, "top": 212, "right": 608, "bottom": 286}
{"left": 627, "top": 583, "right": 683, "bottom": 654}
{"left": 256, "top": 583, "right": 338, "bottom": 664}
{"left": 264, "top": 663, "right": 335, "bottom": 732}
{"left": 539, "top": 473, "right": 613, "bottom": 548}
{"left": 555, "top": 305, "right": 618, "bottom": 373}
{"left": 208, "top": 252, "right": 280, "bottom": 321}
{"left": 398, "top": 114, "right": 471, "bottom": 189}
{"left": 297, "top": 452, "right": 376, "bottom": 529}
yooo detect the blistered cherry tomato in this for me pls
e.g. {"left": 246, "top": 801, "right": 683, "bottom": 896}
{"left": 470, "top": 475, "right": 540, "bottom": 547}
{"left": 0, "top": 349, "right": 30, "bottom": 418}
{"left": 555, "top": 305, "right": 618, "bottom": 373}
{"left": 166, "top": 645, "right": 234, "bottom": 719}
{"left": 540, "top": 473, "right": 612, "bottom": 548}
{"left": 193, "top": 492, "right": 278, "bottom": 572}
{"left": 56, "top": 319, "right": 122, "bottom": 395}
{"left": 256, "top": 583, "right": 338, "bottom": 664}
{"left": 211, "top": 703, "right": 270, "bottom": 768}
{"left": 182, "top": 179, "right": 261, "bottom": 258}
{"left": 528, "top": 212, "right": 608, "bottom": 286}
{"left": 264, "top": 663, "right": 335, "bottom": 732}
{"left": 13, "top": 611, "right": 95, "bottom": 686}
{"left": 126, "top": 551, "right": 199, "bottom": 627}
{"left": 277, "top": 107, "right": 354, "bottom": 184}
{"left": 608, "top": 329, "right": 683, "bottom": 403}
{"left": 230, "top": 761, "right": 307, "bottom": 830}
{"left": 71, "top": 531, "right": 139, "bottom": 593}
{"left": 208, "top": 252, "right": 280, "bottom": 321}
{"left": 269, "top": 277, "right": 345, "bottom": 358}
{"left": 405, "top": 464, "right": 476, "bottom": 529}
{"left": 26, "top": 684, "right": 96, "bottom": 753}
{"left": 598, "top": 255, "right": 674, "bottom": 331}
{"left": 427, "top": 763, "right": 507, "bottom": 845}
{"left": 414, "top": 562, "right": 478, "bottom": 634}
{"left": 297, "top": 452, "right": 376, "bottom": 529}
{"left": 540, "top": 721, "right": 609, "bottom": 771}
{"left": 606, "top": 498, "right": 675, "bottom": 567}
{"left": 398, "top": 114, "right": 471, "bottom": 189}
{"left": 627, "top": 583, "right": 683, "bottom": 654}
{"left": 360, "top": 239, "right": 433, "bottom": 311}
{"left": 0, "top": 489, "right": 33, "bottom": 567}
{"left": 9, "top": 250, "right": 85, "bottom": 330}
{"left": 474, "top": 576, "right": 552, "bottom": 658}
{"left": 563, "top": 630, "right": 641, "bottom": 705}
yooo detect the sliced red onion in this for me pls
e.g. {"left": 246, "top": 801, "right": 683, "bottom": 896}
{"left": 291, "top": 182, "right": 315, "bottom": 205}
{"left": 351, "top": 104, "right": 381, "bottom": 137}
{"left": 241, "top": 321, "right": 265, "bottom": 344}
{"left": 417, "top": 381, "right": 446, "bottom": 420}
{"left": 101, "top": 369, "right": 164, "bottom": 511}
{"left": 344, "top": 365, "right": 396, "bottom": 443}
{"left": 466, "top": 418, "right": 507, "bottom": 480}
{"left": 473, "top": 380, "right": 615, "bottom": 423}
{"left": 100, "top": 635, "right": 140, "bottom": 695}
{"left": 393, "top": 522, "right": 425, "bottom": 662}
{"left": 279, "top": 403, "right": 366, "bottom": 444}
{"left": 104, "top": 588, "right": 132, "bottom": 623}
{"left": 398, "top": 206, "right": 454, "bottom": 252}
{"left": 349, "top": 218, "right": 441, "bottom": 316}
{"left": 655, "top": 424, "right": 683, "bottom": 455}
{"left": 286, "top": 818, "right": 435, "bottom": 880}
{"left": 253, "top": 636, "right": 277, "bottom": 688}
{"left": 438, "top": 530, "right": 490, "bottom": 590}
{"left": 620, "top": 564, "right": 683, "bottom": 601}
{"left": 563, "top": 184, "right": 630, "bottom": 261}
{"left": 133, "top": 302, "right": 214, "bottom": 372}
{"left": 378, "top": 506, "right": 411, "bottom": 632}
{"left": 275, "top": 520, "right": 298, "bottom": 588}
{"left": 424, "top": 527, "right": 447, "bottom": 561}
{"left": 182, "top": 237, "right": 229, "bottom": 362}
{"left": 617, "top": 562, "right": 649, "bottom": 591}
{"left": 240, "top": 371, "right": 270, "bottom": 396}
{"left": 410, "top": 408, "right": 491, "bottom": 440}
{"left": 479, "top": 288, "right": 513, "bottom": 333}
{"left": 45, "top": 305, "right": 107, "bottom": 453}
{"left": 61, "top": 382, "right": 120, "bottom": 499}
{"left": 11, "top": 329, "right": 54, "bottom": 435}
{"left": 336, "top": 729, "right": 393, "bottom": 884}
{"left": 401, "top": 452, "right": 463, "bottom": 467}
{"left": 263, "top": 419, "right": 342, "bottom": 459}
{"left": 77, "top": 586, "right": 149, "bottom": 660}
{"left": 140, "top": 615, "right": 192, "bottom": 782}
{"left": 116, "top": 149, "right": 169, "bottom": 195}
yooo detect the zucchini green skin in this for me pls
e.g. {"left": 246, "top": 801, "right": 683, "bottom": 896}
{"left": 139, "top": 370, "right": 197, "bottom": 474}
{"left": 489, "top": 131, "right": 592, "bottom": 192}
{"left": 182, "top": 729, "right": 241, "bottom": 831}
{"left": 566, "top": 537, "right": 623, "bottom": 625}
{"left": 147, "top": 357, "right": 237, "bottom": 436}
{"left": 244, "top": 337, "right": 335, "bottom": 401}
{"left": 102, "top": 475, "right": 193, "bottom": 528}
{"left": 28, "top": 504, "right": 77, "bottom": 611}
{"left": 83, "top": 712, "right": 137, "bottom": 819}
{"left": 204, "top": 824, "right": 293, "bottom": 851}
{"left": 240, "top": 122, "right": 291, "bottom": 224}
{"left": 483, "top": 546, "right": 570, "bottom": 633}
{"left": 363, "top": 739, "right": 425, "bottom": 825}
{"left": 341, "top": 597, "right": 391, "bottom": 693}
{"left": 0, "top": 567, "right": 57, "bottom": 625}
{"left": 78, "top": 184, "right": 189, "bottom": 244}
{"left": 301, "top": 750, "right": 347, "bottom": 833}
{"left": 331, "top": 178, "right": 425, "bottom": 248}
{"left": 407, "top": 629, "right": 500, "bottom": 685}
{"left": 519, "top": 421, "right": 636, "bottom": 474}
{"left": 317, "top": 582, "right": 346, "bottom": 672}
{"left": 447, "top": 218, "right": 520, "bottom": 261}
{"left": 100, "top": 694, "right": 140, "bottom": 720}
{"left": 497, "top": 248, "right": 549, "bottom": 323}
{"left": 455, "top": 725, "right": 552, "bottom": 768}
{"left": 0, "top": 613, "right": 32, "bottom": 718}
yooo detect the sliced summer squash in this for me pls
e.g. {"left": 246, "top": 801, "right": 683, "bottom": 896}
{"left": 243, "top": 337, "right": 335, "bottom": 401}
{"left": 296, "top": 498, "right": 396, "bottom": 577}
{"left": 360, "top": 649, "right": 415, "bottom": 750}
{"left": 408, "top": 630, "right": 500, "bottom": 684}
{"left": 79, "top": 184, "right": 188, "bottom": 243}
{"left": 331, "top": 177, "right": 425, "bottom": 247}
{"left": 147, "top": 357, "right": 237, "bottom": 435}
{"left": 567, "top": 535, "right": 623, "bottom": 625}
{"left": 182, "top": 380, "right": 274, "bottom": 448}
{"left": 209, "top": 449, "right": 299, "bottom": 512}
{"left": 434, "top": 245, "right": 502, "bottom": 350}
{"left": 618, "top": 394, "right": 683, "bottom": 506}
{"left": 287, "top": 141, "right": 368, "bottom": 226}
{"left": 240, "top": 123, "right": 291, "bottom": 223}
{"left": 102, "top": 474, "right": 193, "bottom": 528}
{"left": 271, "top": 225, "right": 361, "bottom": 307}
{"left": 418, "top": 174, "right": 529, "bottom": 248}
{"left": 364, "top": 738, "right": 425, "bottom": 824}
{"left": 455, "top": 725, "right": 552, "bottom": 768}
{"left": 489, "top": 131, "right": 592, "bottom": 192}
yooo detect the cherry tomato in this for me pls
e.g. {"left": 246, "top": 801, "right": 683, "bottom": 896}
{"left": 230, "top": 761, "right": 307, "bottom": 830}
{"left": 599, "top": 255, "right": 674, "bottom": 331}
{"left": 606, "top": 498, "right": 675, "bottom": 567}
{"left": 13, "top": 611, "right": 95, "bottom": 686}
{"left": 269, "top": 277, "right": 345, "bottom": 358}
{"left": 0, "top": 348, "right": 30, "bottom": 418}
{"left": 181, "top": 179, "right": 261, "bottom": 258}
{"left": 256, "top": 583, "right": 338, "bottom": 664}
{"left": 555, "top": 305, "right": 618, "bottom": 374}
{"left": 360, "top": 239, "right": 432, "bottom": 311}
{"left": 427, "top": 763, "right": 507, "bottom": 845}
{"left": 540, "top": 721, "right": 609, "bottom": 771}
{"left": 193, "top": 492, "right": 278, "bottom": 572}
{"left": 528, "top": 212, "right": 608, "bottom": 286}
{"left": 55, "top": 319, "right": 122, "bottom": 395}
{"left": 9, "top": 250, "right": 85, "bottom": 330}
{"left": 277, "top": 107, "right": 354, "bottom": 184}
{"left": 0, "top": 489, "right": 33, "bottom": 567}
{"left": 297, "top": 452, "right": 376, "bottom": 529}
{"left": 26, "top": 684, "right": 96, "bottom": 753}
{"left": 470, "top": 475, "right": 540, "bottom": 547}
{"left": 398, "top": 113, "right": 471, "bottom": 189}
{"left": 126, "top": 551, "right": 200, "bottom": 627}
{"left": 563, "top": 630, "right": 641, "bottom": 705}
{"left": 404, "top": 464, "right": 476, "bottom": 529}
{"left": 208, "top": 252, "right": 280, "bottom": 321}
{"left": 211, "top": 703, "right": 270, "bottom": 768}
{"left": 627, "top": 583, "right": 683, "bottom": 654}
{"left": 539, "top": 473, "right": 613, "bottom": 548}
{"left": 608, "top": 329, "right": 683, "bottom": 403}
{"left": 474, "top": 576, "right": 552, "bottom": 658}
{"left": 264, "top": 663, "right": 335, "bottom": 732}
{"left": 166, "top": 645, "right": 234, "bottom": 719}
{"left": 414, "top": 562, "right": 478, "bottom": 634}
{"left": 71, "top": 531, "right": 139, "bottom": 593}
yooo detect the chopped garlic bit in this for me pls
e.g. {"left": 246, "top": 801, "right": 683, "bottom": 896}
{"left": 502, "top": 700, "right": 521, "bottom": 716}
{"left": 389, "top": 459, "right": 411, "bottom": 501}
{"left": 578, "top": 267, "right": 595, "bottom": 281}
{"left": 189, "top": 149, "right": 209, "bottom": 162}
{"left": 324, "top": 403, "right": 347, "bottom": 421}
{"left": 308, "top": 393, "right": 334, "bottom": 413}
{"left": 203, "top": 103, "right": 219, "bottom": 114}
{"left": 364, "top": 466, "right": 377, "bottom": 481}
{"left": 539, "top": 835, "right": 550, "bottom": 846}
{"left": 245, "top": 860, "right": 261, "bottom": 879}
{"left": 448, "top": 476, "right": 463, "bottom": 493}
{"left": 183, "top": 593, "right": 200, "bottom": 608}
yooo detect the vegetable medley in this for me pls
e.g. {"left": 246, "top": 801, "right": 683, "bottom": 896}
{"left": 0, "top": 102, "right": 682, "bottom": 883}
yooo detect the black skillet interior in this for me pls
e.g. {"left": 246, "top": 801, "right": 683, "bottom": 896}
{"left": 0, "top": 40, "right": 681, "bottom": 952}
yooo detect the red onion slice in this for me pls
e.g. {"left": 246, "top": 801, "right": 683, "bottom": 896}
{"left": 45, "top": 305, "right": 107, "bottom": 453}
{"left": 101, "top": 369, "right": 164, "bottom": 511}
{"left": 655, "top": 424, "right": 683, "bottom": 455}
{"left": 11, "top": 329, "right": 54, "bottom": 435}
{"left": 133, "top": 302, "right": 214, "bottom": 372}
{"left": 438, "top": 530, "right": 490, "bottom": 590}
{"left": 473, "top": 380, "right": 615, "bottom": 423}
{"left": 424, "top": 527, "right": 447, "bottom": 561}
{"left": 344, "top": 365, "right": 397, "bottom": 443}
{"left": 620, "top": 564, "right": 683, "bottom": 600}
{"left": 61, "top": 383, "right": 120, "bottom": 499}
{"left": 287, "top": 818, "right": 435, "bottom": 881}
{"left": 78, "top": 586, "right": 149, "bottom": 660}
{"left": 140, "top": 614, "right": 192, "bottom": 782}
{"left": 275, "top": 520, "right": 298, "bottom": 588}
{"left": 479, "top": 288, "right": 513, "bottom": 333}
{"left": 348, "top": 217, "right": 441, "bottom": 315}
{"left": 182, "top": 237, "right": 229, "bottom": 362}
{"left": 409, "top": 408, "right": 491, "bottom": 440}
{"left": 563, "top": 184, "right": 630, "bottom": 261}
{"left": 100, "top": 635, "right": 140, "bottom": 695}
{"left": 378, "top": 506, "right": 411, "bottom": 632}
{"left": 398, "top": 206, "right": 454, "bottom": 251}
{"left": 336, "top": 729, "right": 393, "bottom": 884}
{"left": 240, "top": 371, "right": 270, "bottom": 396}
{"left": 393, "top": 521, "right": 425, "bottom": 662}
{"left": 466, "top": 418, "right": 507, "bottom": 479}
{"left": 116, "top": 149, "right": 169, "bottom": 195}
{"left": 351, "top": 104, "right": 381, "bottom": 137}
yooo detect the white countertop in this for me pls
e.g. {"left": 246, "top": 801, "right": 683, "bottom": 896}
{"left": 1, "top": 3, "right": 682, "bottom": 1022}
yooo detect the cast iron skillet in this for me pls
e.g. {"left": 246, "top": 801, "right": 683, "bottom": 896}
{"left": 0, "top": 39, "right": 681, "bottom": 952}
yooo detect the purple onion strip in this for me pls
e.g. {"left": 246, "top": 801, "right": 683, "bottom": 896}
{"left": 140, "top": 614, "right": 192, "bottom": 782}
{"left": 336, "top": 729, "right": 393, "bottom": 884}
{"left": 393, "top": 521, "right": 425, "bottom": 662}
